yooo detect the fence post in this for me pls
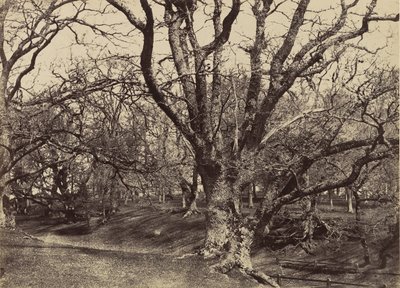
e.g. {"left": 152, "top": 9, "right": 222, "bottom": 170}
{"left": 277, "top": 274, "right": 281, "bottom": 285}
{"left": 314, "top": 260, "right": 317, "bottom": 269}
{"left": 355, "top": 263, "right": 359, "bottom": 273}
{"left": 326, "top": 278, "right": 331, "bottom": 288}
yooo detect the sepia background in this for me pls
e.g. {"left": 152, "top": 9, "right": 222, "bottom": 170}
{"left": 0, "top": 0, "right": 399, "bottom": 287}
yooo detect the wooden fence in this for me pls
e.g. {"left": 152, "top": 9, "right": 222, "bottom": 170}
{"left": 276, "top": 258, "right": 359, "bottom": 274}
{"left": 273, "top": 258, "right": 398, "bottom": 287}
{"left": 274, "top": 274, "right": 372, "bottom": 287}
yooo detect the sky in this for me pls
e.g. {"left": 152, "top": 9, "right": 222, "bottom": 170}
{"left": 8, "top": 0, "right": 399, "bottom": 92}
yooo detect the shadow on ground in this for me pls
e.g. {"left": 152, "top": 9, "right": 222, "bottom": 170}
{"left": 0, "top": 229, "right": 261, "bottom": 288}
{"left": 10, "top": 201, "right": 400, "bottom": 288}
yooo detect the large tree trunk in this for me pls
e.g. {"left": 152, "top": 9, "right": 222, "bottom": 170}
{"left": 198, "top": 163, "right": 243, "bottom": 258}
{"left": 200, "top": 169, "right": 279, "bottom": 287}
{"left": 203, "top": 179, "right": 241, "bottom": 259}
{"left": 204, "top": 177, "right": 254, "bottom": 267}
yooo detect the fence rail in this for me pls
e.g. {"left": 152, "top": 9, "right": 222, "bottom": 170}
{"left": 276, "top": 257, "right": 400, "bottom": 276}
{"left": 274, "top": 274, "right": 381, "bottom": 287}
{"left": 276, "top": 258, "right": 359, "bottom": 274}
{"left": 273, "top": 258, "right": 398, "bottom": 287}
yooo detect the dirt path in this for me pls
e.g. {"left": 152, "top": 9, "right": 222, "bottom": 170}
{"left": 0, "top": 229, "right": 261, "bottom": 288}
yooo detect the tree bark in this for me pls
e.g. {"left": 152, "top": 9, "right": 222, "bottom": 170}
{"left": 197, "top": 163, "right": 236, "bottom": 257}
{"left": 248, "top": 183, "right": 254, "bottom": 208}
{"left": 301, "top": 196, "right": 317, "bottom": 239}
{"left": 346, "top": 187, "right": 354, "bottom": 213}
{"left": 200, "top": 169, "right": 279, "bottom": 287}
{"left": 0, "top": 72, "right": 10, "bottom": 226}
{"left": 353, "top": 189, "right": 361, "bottom": 221}
{"left": 181, "top": 167, "right": 200, "bottom": 218}
{"left": 0, "top": 1, "right": 10, "bottom": 227}
{"left": 203, "top": 173, "right": 250, "bottom": 260}
{"left": 0, "top": 181, "right": 5, "bottom": 226}
{"left": 182, "top": 190, "right": 186, "bottom": 208}
{"left": 124, "top": 192, "right": 129, "bottom": 205}
{"left": 179, "top": 176, "right": 190, "bottom": 208}
{"left": 328, "top": 189, "right": 334, "bottom": 210}
{"left": 110, "top": 176, "right": 119, "bottom": 214}
{"left": 189, "top": 168, "right": 200, "bottom": 213}
{"left": 197, "top": 161, "right": 249, "bottom": 259}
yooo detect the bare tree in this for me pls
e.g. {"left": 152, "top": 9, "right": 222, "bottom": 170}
{"left": 0, "top": 0, "right": 96, "bottom": 225}
{"left": 85, "top": 0, "right": 400, "bottom": 284}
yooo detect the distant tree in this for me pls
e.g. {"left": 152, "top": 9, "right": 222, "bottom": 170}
{"left": 7, "top": 52, "right": 194, "bottom": 222}
{"left": 0, "top": 0, "right": 119, "bottom": 226}
{"left": 180, "top": 165, "right": 200, "bottom": 217}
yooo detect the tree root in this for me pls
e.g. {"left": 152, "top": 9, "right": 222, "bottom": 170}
{"left": 165, "top": 207, "right": 186, "bottom": 214}
{"left": 299, "top": 240, "right": 316, "bottom": 255}
{"left": 210, "top": 259, "right": 280, "bottom": 287}
{"left": 17, "top": 229, "right": 42, "bottom": 241}
{"left": 243, "top": 268, "right": 280, "bottom": 288}
{"left": 183, "top": 208, "right": 201, "bottom": 218}
{"left": 201, "top": 247, "right": 223, "bottom": 259}
{"left": 176, "top": 252, "right": 198, "bottom": 259}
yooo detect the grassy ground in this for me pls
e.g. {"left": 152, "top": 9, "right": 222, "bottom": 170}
{"left": 2, "top": 198, "right": 399, "bottom": 287}
{"left": 0, "top": 229, "right": 261, "bottom": 288}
